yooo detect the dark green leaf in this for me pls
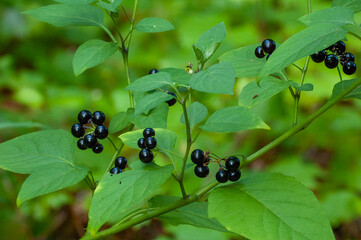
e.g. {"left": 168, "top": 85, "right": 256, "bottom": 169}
{"left": 161, "top": 68, "right": 191, "bottom": 85}
{"left": 332, "top": 0, "right": 361, "bottom": 13}
{"left": 135, "top": 17, "right": 174, "bottom": 33}
{"left": 294, "top": 83, "right": 314, "bottom": 91}
{"left": 299, "top": 7, "right": 354, "bottom": 27}
{"left": 135, "top": 92, "right": 173, "bottom": 116}
{"left": 97, "top": 0, "right": 123, "bottom": 11}
{"left": 330, "top": 79, "right": 361, "bottom": 100}
{"left": 132, "top": 103, "right": 169, "bottom": 129}
{"left": 180, "top": 102, "right": 208, "bottom": 130}
{"left": 54, "top": 0, "right": 96, "bottom": 4}
{"left": 125, "top": 72, "right": 173, "bottom": 92}
{"left": 109, "top": 112, "right": 129, "bottom": 134}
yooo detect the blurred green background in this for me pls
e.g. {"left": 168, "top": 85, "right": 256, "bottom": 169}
{"left": 1, "top": 0, "right": 361, "bottom": 239}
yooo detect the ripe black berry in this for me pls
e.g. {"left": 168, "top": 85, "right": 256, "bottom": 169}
{"left": 78, "top": 110, "right": 92, "bottom": 124}
{"left": 143, "top": 128, "right": 155, "bottom": 138}
{"left": 191, "top": 149, "right": 204, "bottom": 165}
{"left": 225, "top": 156, "right": 240, "bottom": 171}
{"left": 145, "top": 137, "right": 157, "bottom": 149}
{"left": 216, "top": 169, "right": 229, "bottom": 183}
{"left": 83, "top": 134, "right": 97, "bottom": 148}
{"left": 324, "top": 54, "right": 339, "bottom": 69}
{"left": 255, "top": 46, "right": 265, "bottom": 58}
{"left": 92, "top": 143, "right": 103, "bottom": 154}
{"left": 332, "top": 41, "right": 346, "bottom": 54}
{"left": 71, "top": 123, "right": 85, "bottom": 138}
{"left": 261, "top": 39, "right": 276, "bottom": 54}
{"left": 94, "top": 125, "right": 109, "bottom": 139}
{"left": 166, "top": 92, "right": 177, "bottom": 106}
{"left": 229, "top": 169, "right": 241, "bottom": 182}
{"left": 311, "top": 50, "right": 326, "bottom": 63}
{"left": 149, "top": 69, "right": 159, "bottom": 74}
{"left": 77, "top": 138, "right": 87, "bottom": 150}
{"left": 340, "top": 52, "right": 355, "bottom": 66}
{"left": 92, "top": 111, "right": 105, "bottom": 125}
{"left": 115, "top": 156, "right": 127, "bottom": 169}
{"left": 194, "top": 165, "right": 209, "bottom": 178}
{"left": 343, "top": 61, "right": 357, "bottom": 75}
{"left": 139, "top": 149, "right": 154, "bottom": 163}
{"left": 109, "top": 167, "right": 122, "bottom": 175}
{"left": 138, "top": 138, "right": 146, "bottom": 149}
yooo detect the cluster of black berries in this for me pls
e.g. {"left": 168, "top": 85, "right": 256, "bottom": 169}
{"left": 109, "top": 156, "right": 128, "bottom": 175}
{"left": 137, "top": 128, "right": 157, "bottom": 163}
{"left": 310, "top": 41, "right": 356, "bottom": 75}
{"left": 149, "top": 69, "right": 177, "bottom": 106}
{"left": 191, "top": 149, "right": 241, "bottom": 183}
{"left": 254, "top": 39, "right": 276, "bottom": 60}
{"left": 71, "top": 110, "right": 108, "bottom": 154}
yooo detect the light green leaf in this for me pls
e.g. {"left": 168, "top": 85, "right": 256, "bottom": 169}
{"left": 161, "top": 68, "right": 191, "bottom": 85}
{"left": 208, "top": 173, "right": 335, "bottom": 240}
{"left": 73, "top": 39, "right": 117, "bottom": 76}
{"left": 200, "top": 106, "right": 269, "bottom": 133}
{"left": 87, "top": 164, "right": 173, "bottom": 235}
{"left": 135, "top": 17, "right": 174, "bottom": 33}
{"left": 132, "top": 104, "right": 169, "bottom": 129}
{"left": 330, "top": 78, "right": 361, "bottom": 100}
{"left": 294, "top": 83, "right": 314, "bottom": 92}
{"left": 0, "top": 121, "right": 46, "bottom": 130}
{"left": 259, "top": 24, "right": 347, "bottom": 78}
{"left": 190, "top": 63, "right": 235, "bottom": 95}
{"left": 180, "top": 102, "right": 208, "bottom": 130}
{"left": 332, "top": 0, "right": 361, "bottom": 13}
{"left": 109, "top": 111, "right": 129, "bottom": 134}
{"left": 125, "top": 72, "right": 173, "bottom": 92}
{"left": 299, "top": 7, "right": 354, "bottom": 27}
{"left": 135, "top": 92, "right": 173, "bottom": 116}
{"left": 97, "top": 0, "right": 123, "bottom": 11}
{"left": 24, "top": 4, "right": 105, "bottom": 27}
{"left": 53, "top": 0, "right": 96, "bottom": 4}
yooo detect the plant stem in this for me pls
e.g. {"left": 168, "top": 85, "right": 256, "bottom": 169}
{"left": 107, "top": 137, "right": 117, "bottom": 151}
{"left": 126, "top": 0, "right": 139, "bottom": 49}
{"left": 307, "top": 0, "right": 312, "bottom": 14}
{"left": 100, "top": 25, "right": 118, "bottom": 44}
{"left": 293, "top": 56, "right": 310, "bottom": 125}
{"left": 122, "top": 53, "right": 134, "bottom": 108}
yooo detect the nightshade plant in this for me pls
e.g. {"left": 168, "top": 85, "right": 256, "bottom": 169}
{"left": 1, "top": 0, "right": 361, "bottom": 239}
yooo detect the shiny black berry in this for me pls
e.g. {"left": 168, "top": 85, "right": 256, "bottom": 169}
{"left": 92, "top": 143, "right": 103, "bottom": 154}
{"left": 94, "top": 125, "right": 108, "bottom": 139}
{"left": 255, "top": 46, "right": 265, "bottom": 58}
{"left": 138, "top": 138, "right": 146, "bottom": 149}
{"left": 191, "top": 149, "right": 204, "bottom": 165}
{"left": 194, "top": 165, "right": 209, "bottom": 178}
{"left": 343, "top": 61, "right": 357, "bottom": 75}
{"left": 139, "top": 149, "right": 154, "bottom": 163}
{"left": 324, "top": 54, "right": 339, "bottom": 69}
{"left": 262, "top": 39, "right": 276, "bottom": 54}
{"left": 145, "top": 137, "right": 157, "bottom": 149}
{"left": 143, "top": 128, "right": 155, "bottom": 138}
{"left": 333, "top": 41, "right": 346, "bottom": 54}
{"left": 78, "top": 110, "right": 92, "bottom": 124}
{"left": 83, "top": 134, "right": 97, "bottom": 148}
{"left": 229, "top": 169, "right": 241, "bottom": 182}
{"left": 77, "top": 138, "right": 87, "bottom": 150}
{"left": 71, "top": 123, "right": 85, "bottom": 138}
{"left": 115, "top": 156, "right": 128, "bottom": 169}
{"left": 166, "top": 92, "right": 177, "bottom": 106}
{"left": 311, "top": 50, "right": 326, "bottom": 63}
{"left": 226, "top": 156, "right": 240, "bottom": 171}
{"left": 216, "top": 169, "right": 229, "bottom": 183}
{"left": 92, "top": 111, "right": 105, "bottom": 125}
{"left": 149, "top": 69, "right": 159, "bottom": 74}
{"left": 109, "top": 167, "right": 122, "bottom": 175}
{"left": 340, "top": 52, "right": 355, "bottom": 66}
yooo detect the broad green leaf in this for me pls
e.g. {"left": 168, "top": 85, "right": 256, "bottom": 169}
{"left": 109, "top": 111, "right": 129, "bottom": 133}
{"left": 136, "top": 17, "right": 174, "bottom": 33}
{"left": 299, "top": 7, "right": 354, "bottom": 27}
{"left": 0, "top": 121, "right": 46, "bottom": 130}
{"left": 161, "top": 68, "right": 191, "bottom": 85}
{"left": 330, "top": 79, "right": 361, "bottom": 100}
{"left": 53, "top": 0, "right": 96, "bottom": 4}
{"left": 150, "top": 195, "right": 228, "bottom": 232}
{"left": 190, "top": 63, "right": 235, "bottom": 95}
{"left": 238, "top": 76, "right": 294, "bottom": 108}
{"left": 87, "top": 164, "right": 173, "bottom": 235}
{"left": 24, "top": 4, "right": 105, "bottom": 28}
{"left": 219, "top": 44, "right": 266, "bottom": 78}
{"left": 0, "top": 130, "right": 88, "bottom": 205}
{"left": 125, "top": 72, "right": 173, "bottom": 92}
{"left": 332, "top": 0, "right": 361, "bottom": 13}
{"left": 132, "top": 104, "right": 169, "bottom": 129}
{"left": 259, "top": 24, "right": 347, "bottom": 78}
{"left": 208, "top": 173, "right": 334, "bottom": 240}
{"left": 135, "top": 92, "right": 173, "bottom": 116}
{"left": 180, "top": 102, "right": 208, "bottom": 130}
{"left": 120, "top": 128, "right": 177, "bottom": 150}
{"left": 73, "top": 39, "right": 117, "bottom": 76}
{"left": 294, "top": 83, "right": 314, "bottom": 91}
{"left": 97, "top": 0, "right": 123, "bottom": 11}
{"left": 200, "top": 106, "right": 269, "bottom": 133}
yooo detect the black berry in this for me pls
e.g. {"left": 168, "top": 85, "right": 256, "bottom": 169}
{"left": 145, "top": 137, "right": 157, "bottom": 149}
{"left": 191, "top": 149, "right": 204, "bottom": 165}
{"left": 255, "top": 46, "right": 265, "bottom": 58}
{"left": 194, "top": 165, "right": 209, "bottom": 178}
{"left": 324, "top": 54, "right": 339, "bottom": 69}
{"left": 77, "top": 138, "right": 87, "bottom": 150}
{"left": 343, "top": 61, "right": 357, "bottom": 75}
{"left": 216, "top": 169, "right": 229, "bottom": 183}
{"left": 149, "top": 69, "right": 159, "bottom": 74}
{"left": 71, "top": 123, "right": 85, "bottom": 138}
{"left": 78, "top": 110, "right": 92, "bottom": 124}
{"left": 143, "top": 128, "right": 155, "bottom": 138}
{"left": 92, "top": 111, "right": 105, "bottom": 125}
{"left": 115, "top": 156, "right": 128, "bottom": 169}
{"left": 340, "top": 52, "right": 355, "bottom": 66}
{"left": 225, "top": 156, "right": 240, "bottom": 171}
{"left": 229, "top": 169, "right": 241, "bottom": 182}
{"left": 262, "top": 39, "right": 276, "bottom": 54}
{"left": 332, "top": 41, "right": 346, "bottom": 55}
{"left": 92, "top": 143, "right": 103, "bottom": 154}
{"left": 94, "top": 125, "right": 109, "bottom": 139}
{"left": 166, "top": 92, "right": 177, "bottom": 106}
{"left": 311, "top": 50, "right": 326, "bottom": 63}
{"left": 139, "top": 149, "right": 154, "bottom": 163}
{"left": 83, "top": 134, "right": 97, "bottom": 148}
{"left": 109, "top": 167, "right": 122, "bottom": 175}
{"left": 138, "top": 138, "right": 146, "bottom": 149}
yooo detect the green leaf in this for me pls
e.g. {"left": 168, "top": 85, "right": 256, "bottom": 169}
{"left": 193, "top": 22, "right": 226, "bottom": 64}
{"left": 330, "top": 79, "right": 361, "bottom": 100}
{"left": 135, "top": 92, "right": 173, "bottom": 116}
{"left": 72, "top": 39, "right": 117, "bottom": 76}
{"left": 238, "top": 76, "right": 294, "bottom": 108}
{"left": 0, "top": 130, "right": 88, "bottom": 205}
{"left": 135, "top": 17, "right": 174, "bottom": 33}
{"left": 132, "top": 104, "right": 169, "bottom": 129}
{"left": 53, "top": 0, "right": 97, "bottom": 4}
{"left": 109, "top": 111, "right": 129, "bottom": 134}
{"left": 219, "top": 44, "right": 266, "bottom": 78}
{"left": 87, "top": 164, "right": 173, "bottom": 235}
{"left": 24, "top": 4, "right": 105, "bottom": 27}
{"left": 190, "top": 63, "right": 235, "bottom": 95}
{"left": 299, "top": 7, "right": 354, "bottom": 27}
{"left": 294, "top": 83, "right": 314, "bottom": 92}
{"left": 150, "top": 195, "right": 228, "bottom": 232}
{"left": 200, "top": 106, "right": 269, "bottom": 133}
{"left": 97, "top": 0, "right": 123, "bottom": 11}
{"left": 208, "top": 173, "right": 334, "bottom": 240}
{"left": 259, "top": 24, "right": 347, "bottom": 78}
{"left": 120, "top": 128, "right": 177, "bottom": 150}
{"left": 332, "top": 0, "right": 361, "bottom": 13}
{"left": 161, "top": 68, "right": 191, "bottom": 85}
{"left": 0, "top": 121, "right": 46, "bottom": 130}
{"left": 180, "top": 102, "right": 208, "bottom": 131}
{"left": 125, "top": 72, "right": 173, "bottom": 92}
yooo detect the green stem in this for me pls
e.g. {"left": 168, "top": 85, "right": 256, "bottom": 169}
{"left": 122, "top": 53, "right": 134, "bottom": 108}
{"left": 293, "top": 56, "right": 310, "bottom": 125}
{"left": 107, "top": 137, "right": 117, "bottom": 151}
{"left": 292, "top": 63, "right": 303, "bottom": 72}
{"left": 126, "top": 0, "right": 139, "bottom": 49}
{"left": 100, "top": 25, "right": 118, "bottom": 44}
{"left": 307, "top": 0, "right": 312, "bottom": 14}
